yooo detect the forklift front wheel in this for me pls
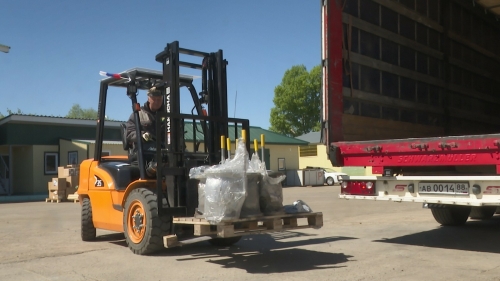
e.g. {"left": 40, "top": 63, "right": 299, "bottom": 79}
{"left": 123, "top": 188, "right": 170, "bottom": 255}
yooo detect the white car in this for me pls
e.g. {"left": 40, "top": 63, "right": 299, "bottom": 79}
{"left": 323, "top": 168, "right": 347, "bottom": 186}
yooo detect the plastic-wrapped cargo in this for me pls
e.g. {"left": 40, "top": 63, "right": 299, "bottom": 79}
{"left": 249, "top": 153, "right": 286, "bottom": 215}
{"left": 202, "top": 139, "right": 248, "bottom": 224}
{"left": 240, "top": 171, "right": 262, "bottom": 217}
{"left": 235, "top": 153, "right": 262, "bottom": 217}
{"left": 188, "top": 165, "right": 211, "bottom": 216}
{"left": 284, "top": 200, "right": 313, "bottom": 214}
{"left": 260, "top": 170, "right": 286, "bottom": 215}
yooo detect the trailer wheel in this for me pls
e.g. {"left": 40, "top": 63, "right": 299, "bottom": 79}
{"left": 469, "top": 206, "right": 496, "bottom": 220}
{"left": 208, "top": 236, "right": 242, "bottom": 247}
{"left": 326, "top": 177, "right": 335, "bottom": 186}
{"left": 81, "top": 197, "right": 96, "bottom": 241}
{"left": 123, "top": 188, "right": 171, "bottom": 255}
{"left": 430, "top": 206, "right": 471, "bottom": 226}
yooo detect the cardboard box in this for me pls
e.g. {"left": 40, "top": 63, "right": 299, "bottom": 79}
{"left": 57, "top": 167, "right": 68, "bottom": 177}
{"left": 58, "top": 166, "right": 78, "bottom": 177}
{"left": 50, "top": 178, "right": 67, "bottom": 190}
{"left": 65, "top": 175, "right": 79, "bottom": 188}
{"left": 47, "top": 186, "right": 66, "bottom": 200}
{"left": 49, "top": 191, "right": 65, "bottom": 200}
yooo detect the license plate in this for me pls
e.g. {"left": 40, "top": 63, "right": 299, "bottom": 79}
{"left": 418, "top": 182, "right": 469, "bottom": 195}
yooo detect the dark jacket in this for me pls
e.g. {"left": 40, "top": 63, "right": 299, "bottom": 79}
{"left": 125, "top": 101, "right": 164, "bottom": 145}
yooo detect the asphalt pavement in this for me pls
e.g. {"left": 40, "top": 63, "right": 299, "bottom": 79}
{"left": 1, "top": 185, "right": 500, "bottom": 281}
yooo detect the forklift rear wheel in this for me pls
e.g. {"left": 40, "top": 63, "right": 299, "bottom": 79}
{"left": 81, "top": 197, "right": 96, "bottom": 241}
{"left": 208, "top": 236, "right": 242, "bottom": 247}
{"left": 430, "top": 206, "right": 470, "bottom": 226}
{"left": 123, "top": 188, "right": 171, "bottom": 255}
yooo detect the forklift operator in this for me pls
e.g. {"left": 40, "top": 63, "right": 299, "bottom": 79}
{"left": 125, "top": 86, "right": 164, "bottom": 175}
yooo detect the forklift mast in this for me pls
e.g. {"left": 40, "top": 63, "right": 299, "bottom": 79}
{"left": 154, "top": 41, "right": 250, "bottom": 216}
{"left": 93, "top": 41, "right": 250, "bottom": 218}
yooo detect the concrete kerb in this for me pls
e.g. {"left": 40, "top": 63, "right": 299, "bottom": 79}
{"left": 0, "top": 194, "right": 47, "bottom": 203}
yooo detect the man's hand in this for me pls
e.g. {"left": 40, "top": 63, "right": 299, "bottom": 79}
{"left": 142, "top": 132, "right": 152, "bottom": 142}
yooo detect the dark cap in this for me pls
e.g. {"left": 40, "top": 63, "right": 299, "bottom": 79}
{"left": 147, "top": 86, "right": 163, "bottom": 96}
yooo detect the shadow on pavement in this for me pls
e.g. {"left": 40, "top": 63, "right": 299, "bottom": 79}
{"left": 94, "top": 233, "right": 127, "bottom": 247}
{"left": 161, "top": 232, "right": 356, "bottom": 273}
{"left": 205, "top": 248, "right": 351, "bottom": 273}
{"left": 94, "top": 230, "right": 357, "bottom": 273}
{"left": 374, "top": 215, "right": 500, "bottom": 253}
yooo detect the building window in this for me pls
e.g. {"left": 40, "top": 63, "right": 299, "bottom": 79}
{"left": 44, "top": 152, "right": 58, "bottom": 175}
{"left": 299, "top": 145, "right": 318, "bottom": 157}
{"left": 68, "top": 151, "right": 78, "bottom": 165}
{"left": 102, "top": 151, "right": 111, "bottom": 156}
{"left": 278, "top": 158, "right": 286, "bottom": 171}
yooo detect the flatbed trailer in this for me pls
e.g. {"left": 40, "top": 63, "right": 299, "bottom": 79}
{"left": 334, "top": 133, "right": 500, "bottom": 225}
{"left": 321, "top": 0, "right": 500, "bottom": 225}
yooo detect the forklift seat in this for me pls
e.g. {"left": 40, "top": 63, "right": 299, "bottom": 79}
{"left": 120, "top": 123, "right": 138, "bottom": 163}
{"left": 99, "top": 162, "right": 140, "bottom": 190}
{"left": 120, "top": 123, "right": 131, "bottom": 150}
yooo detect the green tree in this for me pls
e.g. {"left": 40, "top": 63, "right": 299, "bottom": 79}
{"left": 66, "top": 104, "right": 98, "bottom": 119}
{"left": 269, "top": 65, "right": 321, "bottom": 137}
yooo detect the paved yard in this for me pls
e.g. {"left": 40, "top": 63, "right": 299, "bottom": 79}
{"left": 1, "top": 185, "right": 500, "bottom": 281}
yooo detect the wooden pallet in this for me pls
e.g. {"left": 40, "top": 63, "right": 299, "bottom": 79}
{"left": 67, "top": 194, "right": 79, "bottom": 203}
{"left": 45, "top": 198, "right": 61, "bottom": 203}
{"left": 172, "top": 212, "right": 323, "bottom": 238}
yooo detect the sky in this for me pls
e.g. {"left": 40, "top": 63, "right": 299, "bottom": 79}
{"left": 0, "top": 0, "right": 321, "bottom": 130}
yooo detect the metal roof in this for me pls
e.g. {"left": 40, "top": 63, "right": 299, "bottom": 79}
{"left": 72, "top": 139, "right": 122, "bottom": 145}
{"left": 0, "top": 114, "right": 121, "bottom": 127}
{"left": 296, "top": 132, "right": 321, "bottom": 144}
{"left": 102, "top": 67, "right": 198, "bottom": 90}
{"left": 0, "top": 114, "right": 306, "bottom": 145}
{"left": 183, "top": 123, "right": 309, "bottom": 145}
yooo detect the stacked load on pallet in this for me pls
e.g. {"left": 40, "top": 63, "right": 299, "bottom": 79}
{"left": 189, "top": 138, "right": 287, "bottom": 224}
{"left": 47, "top": 165, "right": 79, "bottom": 201}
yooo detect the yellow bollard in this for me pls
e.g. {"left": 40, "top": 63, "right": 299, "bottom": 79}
{"left": 242, "top": 129, "right": 246, "bottom": 142}
{"left": 260, "top": 134, "right": 265, "bottom": 161}
{"left": 220, "top": 135, "right": 225, "bottom": 149}
{"left": 227, "top": 137, "right": 232, "bottom": 159}
{"left": 254, "top": 139, "right": 258, "bottom": 153}
{"left": 220, "top": 135, "right": 225, "bottom": 162}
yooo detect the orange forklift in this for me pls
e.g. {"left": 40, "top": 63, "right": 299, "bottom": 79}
{"left": 78, "top": 41, "right": 251, "bottom": 255}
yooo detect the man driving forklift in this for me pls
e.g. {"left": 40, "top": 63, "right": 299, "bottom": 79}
{"left": 125, "top": 86, "right": 164, "bottom": 177}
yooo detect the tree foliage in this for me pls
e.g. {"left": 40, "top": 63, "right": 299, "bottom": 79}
{"left": 66, "top": 104, "right": 98, "bottom": 119}
{"left": 269, "top": 65, "right": 321, "bottom": 137}
{"left": 0, "top": 108, "right": 23, "bottom": 119}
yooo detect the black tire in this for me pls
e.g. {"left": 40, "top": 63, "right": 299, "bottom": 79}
{"left": 430, "top": 206, "right": 471, "bottom": 226}
{"left": 469, "top": 206, "right": 496, "bottom": 220}
{"left": 81, "top": 197, "right": 96, "bottom": 241}
{"left": 208, "top": 236, "right": 242, "bottom": 247}
{"left": 326, "top": 177, "right": 335, "bottom": 186}
{"left": 123, "top": 188, "right": 171, "bottom": 255}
